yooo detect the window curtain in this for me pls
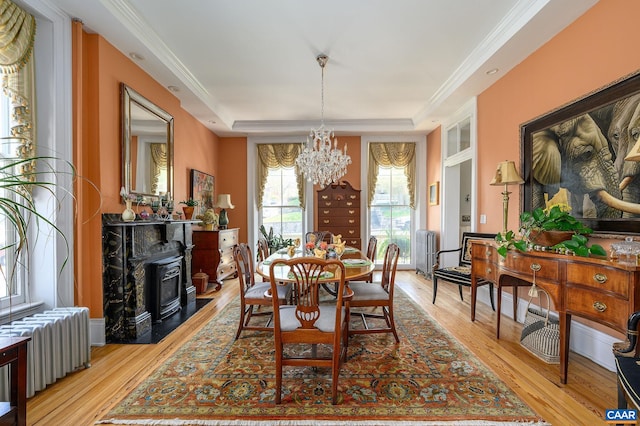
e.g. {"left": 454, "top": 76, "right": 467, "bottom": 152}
{"left": 368, "top": 142, "right": 416, "bottom": 208}
{"left": 0, "top": 0, "right": 36, "bottom": 179}
{"left": 256, "top": 143, "right": 304, "bottom": 208}
{"left": 149, "top": 143, "right": 167, "bottom": 194}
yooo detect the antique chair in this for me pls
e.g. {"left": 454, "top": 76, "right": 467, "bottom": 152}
{"left": 613, "top": 310, "right": 640, "bottom": 412}
{"left": 305, "top": 231, "right": 333, "bottom": 245}
{"left": 256, "top": 238, "right": 270, "bottom": 282}
{"left": 359, "top": 236, "right": 377, "bottom": 283}
{"left": 432, "top": 232, "right": 496, "bottom": 309}
{"left": 233, "top": 243, "right": 292, "bottom": 340}
{"left": 269, "top": 257, "right": 353, "bottom": 404}
{"left": 348, "top": 243, "right": 400, "bottom": 343}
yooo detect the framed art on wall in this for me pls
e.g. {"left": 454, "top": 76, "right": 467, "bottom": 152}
{"left": 520, "top": 71, "right": 640, "bottom": 234}
{"left": 429, "top": 182, "right": 439, "bottom": 206}
{"left": 190, "top": 169, "right": 215, "bottom": 216}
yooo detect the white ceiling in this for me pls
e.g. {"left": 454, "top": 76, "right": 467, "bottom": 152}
{"left": 49, "top": 0, "right": 598, "bottom": 137}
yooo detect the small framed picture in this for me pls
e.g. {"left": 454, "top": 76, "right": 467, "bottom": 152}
{"left": 429, "top": 182, "right": 439, "bottom": 206}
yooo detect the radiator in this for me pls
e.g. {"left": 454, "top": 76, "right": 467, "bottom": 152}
{"left": 416, "top": 229, "right": 436, "bottom": 279}
{"left": 0, "top": 307, "right": 91, "bottom": 398}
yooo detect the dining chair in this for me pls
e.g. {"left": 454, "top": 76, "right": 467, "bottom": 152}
{"left": 233, "top": 243, "right": 292, "bottom": 340}
{"left": 347, "top": 242, "right": 400, "bottom": 343}
{"left": 359, "top": 236, "right": 377, "bottom": 283}
{"left": 256, "top": 238, "right": 270, "bottom": 282}
{"left": 269, "top": 257, "right": 353, "bottom": 404}
{"left": 305, "top": 231, "right": 332, "bottom": 245}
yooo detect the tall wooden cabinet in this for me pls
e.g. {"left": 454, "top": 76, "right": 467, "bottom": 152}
{"left": 317, "top": 181, "right": 361, "bottom": 248}
{"left": 192, "top": 228, "right": 239, "bottom": 286}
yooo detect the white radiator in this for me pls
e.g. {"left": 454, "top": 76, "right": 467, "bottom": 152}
{"left": 0, "top": 307, "right": 91, "bottom": 398}
{"left": 416, "top": 229, "right": 437, "bottom": 279}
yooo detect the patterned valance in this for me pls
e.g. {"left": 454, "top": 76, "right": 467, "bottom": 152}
{"left": 256, "top": 143, "right": 305, "bottom": 208}
{"left": 368, "top": 142, "right": 416, "bottom": 208}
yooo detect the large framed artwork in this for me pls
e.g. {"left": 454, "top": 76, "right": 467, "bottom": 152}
{"left": 521, "top": 71, "right": 640, "bottom": 234}
{"left": 190, "top": 169, "right": 215, "bottom": 216}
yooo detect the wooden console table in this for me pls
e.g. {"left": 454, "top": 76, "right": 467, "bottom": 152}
{"left": 470, "top": 241, "right": 640, "bottom": 384}
{"left": 0, "top": 337, "right": 29, "bottom": 426}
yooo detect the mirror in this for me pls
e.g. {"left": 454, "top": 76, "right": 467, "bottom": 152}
{"left": 121, "top": 83, "right": 174, "bottom": 204}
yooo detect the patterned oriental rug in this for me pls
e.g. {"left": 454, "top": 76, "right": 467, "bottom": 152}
{"left": 97, "top": 288, "right": 548, "bottom": 426}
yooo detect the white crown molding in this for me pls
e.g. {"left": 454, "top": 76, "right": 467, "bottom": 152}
{"left": 413, "top": 0, "right": 550, "bottom": 127}
{"left": 233, "top": 118, "right": 420, "bottom": 135}
{"left": 101, "top": 0, "right": 235, "bottom": 129}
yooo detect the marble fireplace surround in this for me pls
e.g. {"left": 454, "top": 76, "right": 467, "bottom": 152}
{"left": 102, "top": 214, "right": 197, "bottom": 342}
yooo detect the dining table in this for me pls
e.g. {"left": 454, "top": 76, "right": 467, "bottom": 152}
{"left": 256, "top": 246, "right": 375, "bottom": 287}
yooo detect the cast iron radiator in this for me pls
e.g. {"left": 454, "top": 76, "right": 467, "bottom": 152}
{"left": 415, "top": 229, "right": 437, "bottom": 279}
{"left": 0, "top": 307, "right": 91, "bottom": 398}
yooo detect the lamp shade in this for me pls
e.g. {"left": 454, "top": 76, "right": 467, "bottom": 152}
{"left": 490, "top": 160, "right": 524, "bottom": 186}
{"left": 215, "top": 194, "right": 235, "bottom": 209}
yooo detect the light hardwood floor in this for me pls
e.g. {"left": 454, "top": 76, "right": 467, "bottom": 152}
{"left": 28, "top": 271, "right": 617, "bottom": 425}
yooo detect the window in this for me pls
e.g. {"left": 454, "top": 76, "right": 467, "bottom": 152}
{"left": 0, "top": 94, "right": 24, "bottom": 305}
{"left": 370, "top": 165, "right": 412, "bottom": 265}
{"left": 260, "top": 166, "right": 303, "bottom": 243}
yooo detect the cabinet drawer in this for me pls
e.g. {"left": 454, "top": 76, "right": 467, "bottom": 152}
{"left": 330, "top": 227, "right": 360, "bottom": 238}
{"left": 471, "top": 243, "right": 494, "bottom": 263}
{"left": 219, "top": 230, "right": 238, "bottom": 249}
{"left": 472, "top": 259, "right": 495, "bottom": 282}
{"left": 565, "top": 288, "right": 628, "bottom": 331}
{"left": 501, "top": 253, "right": 559, "bottom": 280}
{"left": 318, "top": 207, "right": 359, "bottom": 217}
{"left": 193, "top": 231, "right": 219, "bottom": 249}
{"left": 566, "top": 263, "right": 629, "bottom": 297}
{"left": 319, "top": 217, "right": 358, "bottom": 227}
{"left": 345, "top": 238, "right": 361, "bottom": 247}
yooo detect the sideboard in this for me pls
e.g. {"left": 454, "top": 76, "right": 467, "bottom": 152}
{"left": 470, "top": 241, "right": 640, "bottom": 384}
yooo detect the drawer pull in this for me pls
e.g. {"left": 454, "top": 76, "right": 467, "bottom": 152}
{"left": 485, "top": 249, "right": 491, "bottom": 257}
{"left": 325, "top": 202, "right": 332, "bottom": 206}
{"left": 348, "top": 219, "right": 355, "bottom": 224}
{"left": 348, "top": 210, "right": 355, "bottom": 214}
{"left": 530, "top": 263, "right": 541, "bottom": 272}
{"left": 323, "top": 220, "right": 329, "bottom": 224}
{"left": 349, "top": 230, "right": 355, "bottom": 234}
{"left": 593, "top": 273, "right": 608, "bottom": 284}
{"left": 486, "top": 267, "right": 492, "bottom": 274}
{"left": 593, "top": 301, "right": 607, "bottom": 313}
{"left": 323, "top": 210, "right": 330, "bottom": 214}
{"left": 350, "top": 195, "right": 357, "bottom": 199}
{"left": 346, "top": 202, "right": 353, "bottom": 206}
{"left": 322, "top": 195, "right": 329, "bottom": 200}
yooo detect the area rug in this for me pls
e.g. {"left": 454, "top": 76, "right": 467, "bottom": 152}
{"left": 97, "top": 288, "right": 548, "bottom": 426}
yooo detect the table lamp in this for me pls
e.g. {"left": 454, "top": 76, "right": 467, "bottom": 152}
{"left": 490, "top": 160, "right": 524, "bottom": 236}
{"left": 215, "top": 194, "right": 235, "bottom": 229}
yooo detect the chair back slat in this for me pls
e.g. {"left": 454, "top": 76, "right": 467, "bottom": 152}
{"left": 233, "top": 243, "right": 255, "bottom": 293}
{"left": 380, "top": 243, "right": 400, "bottom": 293}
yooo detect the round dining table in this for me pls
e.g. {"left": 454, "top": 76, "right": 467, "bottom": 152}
{"left": 256, "top": 246, "right": 375, "bottom": 284}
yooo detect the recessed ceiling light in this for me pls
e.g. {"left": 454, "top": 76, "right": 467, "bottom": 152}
{"left": 129, "top": 52, "right": 144, "bottom": 60}
{"left": 167, "top": 85, "right": 179, "bottom": 92}
{"left": 486, "top": 68, "right": 499, "bottom": 75}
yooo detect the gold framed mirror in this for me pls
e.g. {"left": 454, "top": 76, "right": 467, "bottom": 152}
{"left": 121, "top": 83, "right": 174, "bottom": 204}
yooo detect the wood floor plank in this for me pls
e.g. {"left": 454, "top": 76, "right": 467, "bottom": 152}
{"left": 27, "top": 271, "right": 617, "bottom": 425}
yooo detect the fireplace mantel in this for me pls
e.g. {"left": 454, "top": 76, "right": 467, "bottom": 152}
{"left": 102, "top": 215, "right": 198, "bottom": 341}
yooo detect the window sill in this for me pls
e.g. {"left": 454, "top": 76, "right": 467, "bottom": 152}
{"left": 0, "top": 302, "right": 45, "bottom": 326}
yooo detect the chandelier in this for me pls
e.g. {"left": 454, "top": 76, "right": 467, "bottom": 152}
{"left": 295, "top": 54, "right": 351, "bottom": 187}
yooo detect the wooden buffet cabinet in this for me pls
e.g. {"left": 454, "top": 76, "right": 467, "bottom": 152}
{"left": 316, "top": 181, "right": 361, "bottom": 247}
{"left": 470, "top": 240, "right": 640, "bottom": 384}
{"left": 192, "top": 228, "right": 239, "bottom": 286}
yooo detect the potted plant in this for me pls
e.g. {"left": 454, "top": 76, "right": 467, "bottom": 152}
{"left": 496, "top": 204, "right": 607, "bottom": 258}
{"left": 180, "top": 198, "right": 198, "bottom": 220}
{"left": 196, "top": 208, "right": 218, "bottom": 230}
{"left": 259, "top": 225, "right": 293, "bottom": 254}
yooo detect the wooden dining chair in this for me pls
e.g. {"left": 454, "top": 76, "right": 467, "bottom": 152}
{"left": 347, "top": 243, "right": 400, "bottom": 343}
{"left": 305, "top": 231, "right": 333, "bottom": 245}
{"left": 360, "top": 236, "right": 377, "bottom": 283}
{"left": 256, "top": 238, "right": 270, "bottom": 282}
{"left": 269, "top": 257, "right": 353, "bottom": 404}
{"left": 233, "top": 243, "right": 292, "bottom": 340}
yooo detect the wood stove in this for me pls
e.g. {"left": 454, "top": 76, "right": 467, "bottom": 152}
{"left": 148, "top": 256, "right": 183, "bottom": 322}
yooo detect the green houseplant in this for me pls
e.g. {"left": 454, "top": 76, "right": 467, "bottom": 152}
{"left": 496, "top": 204, "right": 606, "bottom": 258}
{"left": 259, "top": 225, "right": 293, "bottom": 253}
{"left": 180, "top": 198, "right": 198, "bottom": 219}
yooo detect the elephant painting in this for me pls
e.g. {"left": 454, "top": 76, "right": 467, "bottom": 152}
{"left": 531, "top": 113, "right": 640, "bottom": 219}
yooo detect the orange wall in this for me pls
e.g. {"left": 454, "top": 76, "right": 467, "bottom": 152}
{"left": 217, "top": 137, "right": 247, "bottom": 242}
{"left": 477, "top": 0, "right": 640, "bottom": 234}
{"left": 75, "top": 30, "right": 219, "bottom": 317}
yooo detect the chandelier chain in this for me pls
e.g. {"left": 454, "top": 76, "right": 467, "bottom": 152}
{"left": 295, "top": 54, "right": 351, "bottom": 187}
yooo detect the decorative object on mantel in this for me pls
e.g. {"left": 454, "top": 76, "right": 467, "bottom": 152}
{"left": 489, "top": 160, "right": 524, "bottom": 236}
{"left": 180, "top": 198, "right": 198, "bottom": 220}
{"left": 119, "top": 186, "right": 136, "bottom": 222}
{"left": 295, "top": 54, "right": 351, "bottom": 187}
{"left": 214, "top": 193, "right": 234, "bottom": 229}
